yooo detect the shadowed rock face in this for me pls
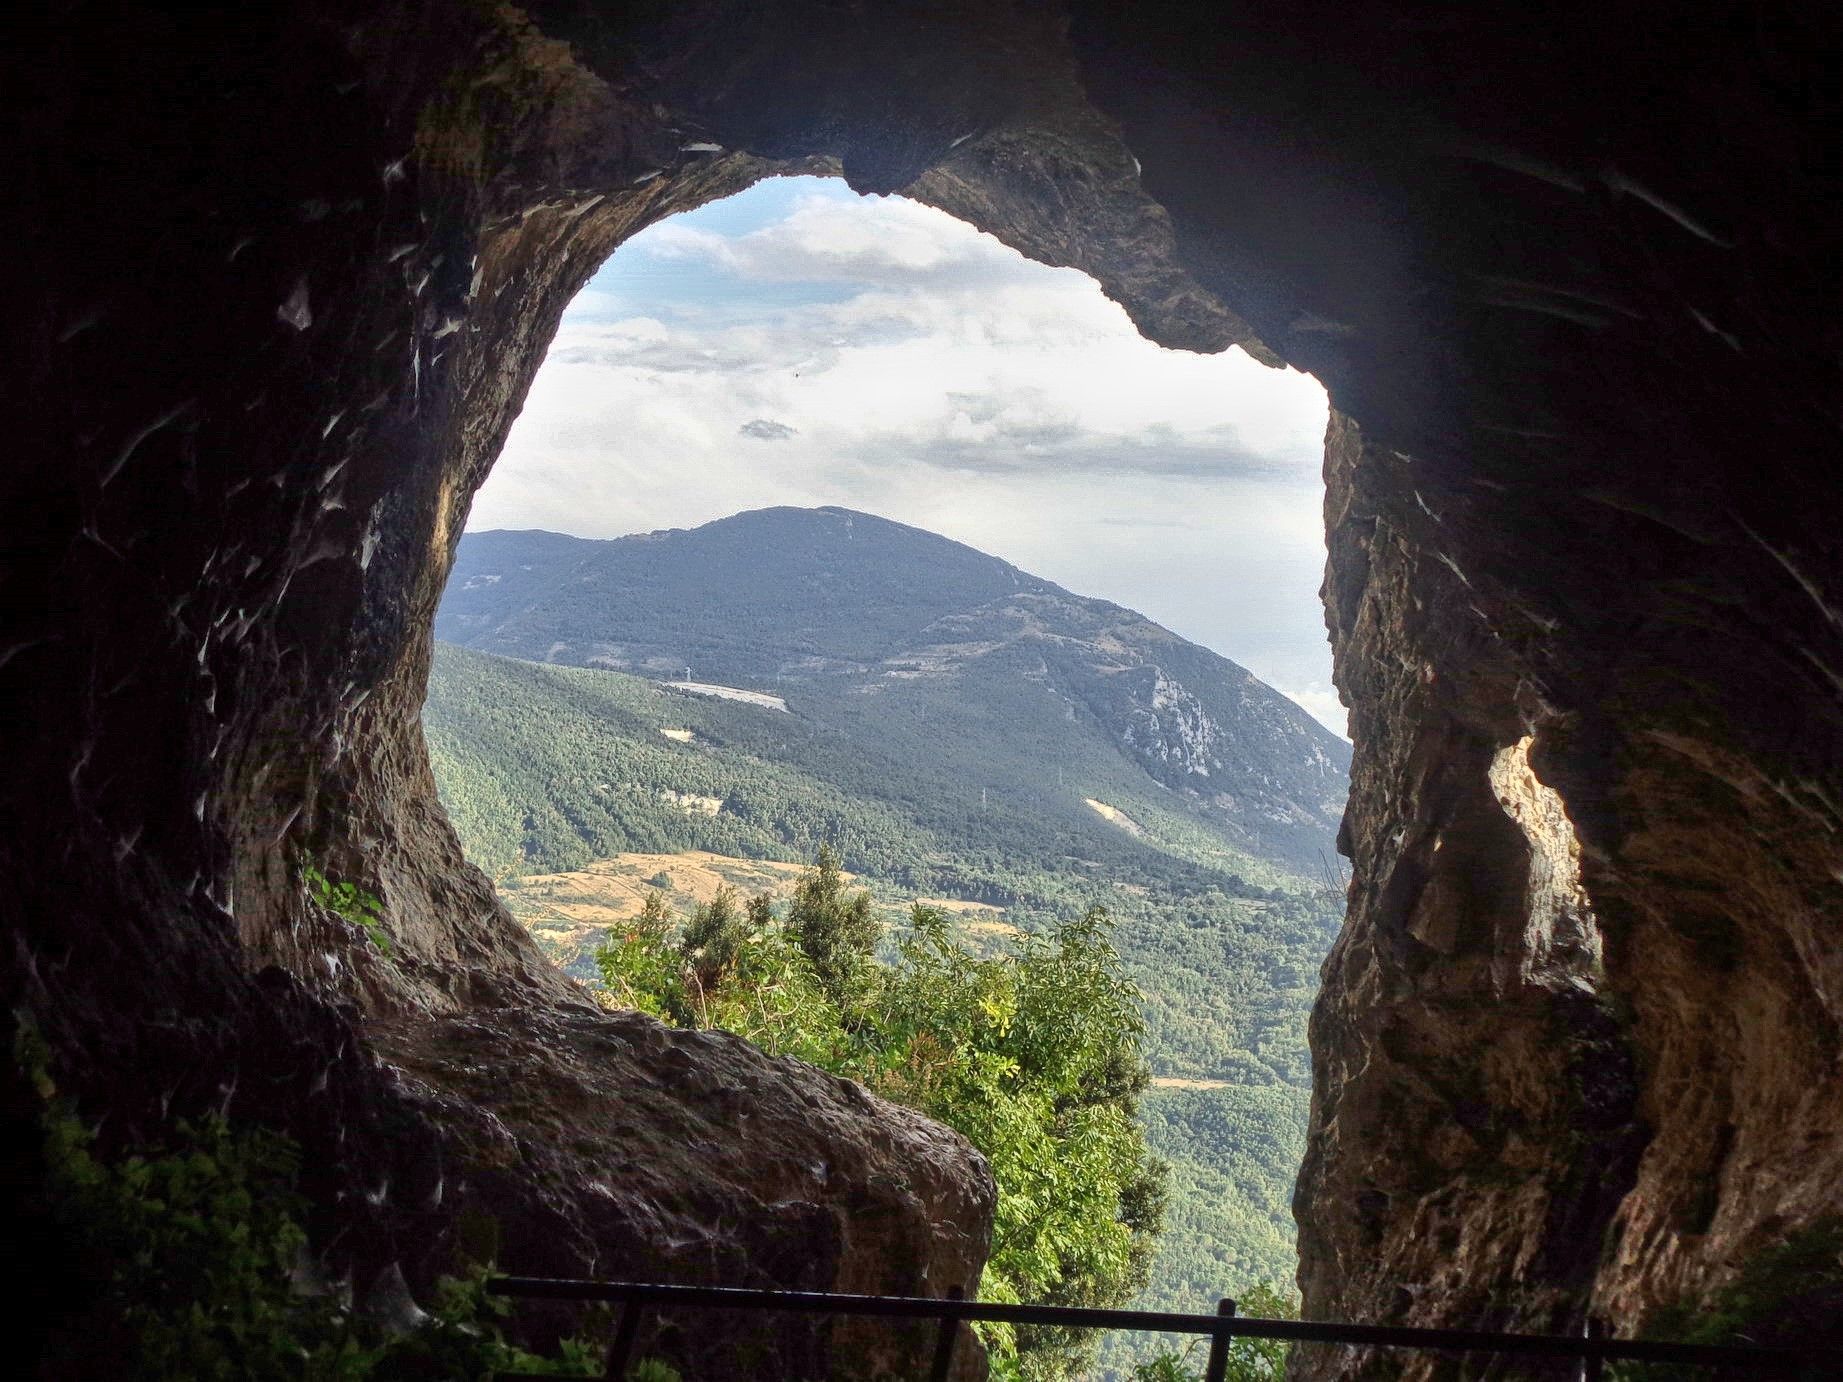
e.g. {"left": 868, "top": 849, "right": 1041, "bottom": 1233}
{"left": 4, "top": 1, "right": 1839, "bottom": 1377}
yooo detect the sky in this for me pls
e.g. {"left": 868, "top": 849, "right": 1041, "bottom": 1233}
{"left": 468, "top": 176, "right": 1344, "bottom": 734}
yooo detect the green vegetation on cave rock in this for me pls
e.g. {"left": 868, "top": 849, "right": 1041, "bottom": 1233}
{"left": 424, "top": 507, "right": 1349, "bottom": 1377}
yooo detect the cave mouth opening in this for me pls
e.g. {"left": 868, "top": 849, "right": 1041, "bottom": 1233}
{"left": 421, "top": 172, "right": 1348, "bottom": 1365}
{"left": 19, "top": 4, "right": 1838, "bottom": 1375}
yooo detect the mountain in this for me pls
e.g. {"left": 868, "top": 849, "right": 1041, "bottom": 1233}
{"left": 436, "top": 507, "right": 1349, "bottom": 875}
{"left": 423, "top": 508, "right": 1352, "bottom": 1368}
{"left": 424, "top": 640, "right": 1342, "bottom": 1082}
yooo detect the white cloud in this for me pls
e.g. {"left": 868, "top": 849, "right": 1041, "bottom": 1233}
{"left": 469, "top": 178, "right": 1342, "bottom": 733}
{"left": 643, "top": 192, "right": 1028, "bottom": 286}
{"left": 1285, "top": 686, "right": 1349, "bottom": 740}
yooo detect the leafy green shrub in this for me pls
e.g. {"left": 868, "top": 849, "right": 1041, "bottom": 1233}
{"left": 600, "top": 892, "right": 686, "bottom": 1022}
{"left": 23, "top": 1031, "right": 595, "bottom": 1379}
{"left": 302, "top": 865, "right": 391, "bottom": 955}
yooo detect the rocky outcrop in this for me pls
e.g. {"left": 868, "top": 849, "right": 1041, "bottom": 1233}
{"left": 1292, "top": 416, "right": 1647, "bottom": 1378}
{"left": 5, "top": 1, "right": 1840, "bottom": 1377}
{"left": 1063, "top": 5, "right": 1843, "bottom": 1367}
{"left": 368, "top": 1008, "right": 992, "bottom": 1377}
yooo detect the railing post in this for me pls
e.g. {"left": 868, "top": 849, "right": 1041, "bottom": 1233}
{"left": 1203, "top": 1297, "right": 1238, "bottom": 1382}
{"left": 929, "top": 1284, "right": 965, "bottom": 1382}
{"left": 1582, "top": 1315, "right": 1605, "bottom": 1382}
{"left": 604, "top": 1295, "right": 643, "bottom": 1380}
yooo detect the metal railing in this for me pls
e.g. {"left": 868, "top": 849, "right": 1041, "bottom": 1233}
{"left": 486, "top": 1277, "right": 1817, "bottom": 1380}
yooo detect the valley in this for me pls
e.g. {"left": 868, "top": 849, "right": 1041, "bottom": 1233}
{"left": 425, "top": 508, "right": 1351, "bottom": 1375}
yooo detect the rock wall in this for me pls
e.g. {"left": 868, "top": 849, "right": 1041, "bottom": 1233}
{"left": 1295, "top": 416, "right": 1648, "bottom": 1378}
{"left": 5, "top": 1, "right": 1840, "bottom": 1377}
{"left": 3, "top": 5, "right": 998, "bottom": 1376}
{"left": 1066, "top": 3, "right": 1841, "bottom": 1367}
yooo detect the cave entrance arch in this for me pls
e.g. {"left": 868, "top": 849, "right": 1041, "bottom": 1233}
{"left": 13, "top": 4, "right": 1840, "bottom": 1379}
{"left": 425, "top": 170, "right": 1346, "bottom": 1375}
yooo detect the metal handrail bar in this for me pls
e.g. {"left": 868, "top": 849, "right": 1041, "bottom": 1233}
{"left": 488, "top": 1276, "right": 1814, "bottom": 1374}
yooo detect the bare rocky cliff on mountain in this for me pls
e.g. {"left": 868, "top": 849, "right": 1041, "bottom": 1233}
{"left": 6, "top": 2, "right": 1839, "bottom": 1377}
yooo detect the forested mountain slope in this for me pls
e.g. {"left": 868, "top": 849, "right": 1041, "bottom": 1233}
{"left": 437, "top": 508, "right": 1348, "bottom": 875}
{"left": 425, "top": 643, "right": 1338, "bottom": 1087}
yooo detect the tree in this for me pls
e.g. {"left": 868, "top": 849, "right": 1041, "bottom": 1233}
{"left": 873, "top": 903, "right": 1163, "bottom": 1381}
{"left": 597, "top": 891, "right": 684, "bottom": 1022}
{"left": 680, "top": 886, "right": 748, "bottom": 998}
{"left": 783, "top": 844, "right": 880, "bottom": 1012}
{"left": 590, "top": 858, "right": 1167, "bottom": 1382}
